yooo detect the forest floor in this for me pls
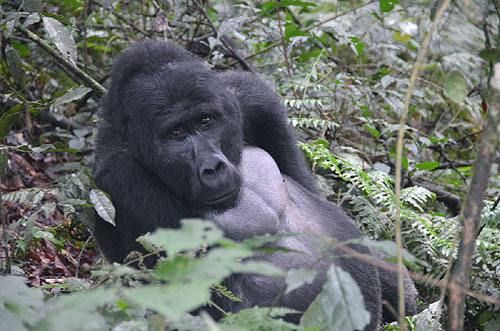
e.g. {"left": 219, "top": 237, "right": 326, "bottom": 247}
{"left": 1, "top": 129, "right": 100, "bottom": 293}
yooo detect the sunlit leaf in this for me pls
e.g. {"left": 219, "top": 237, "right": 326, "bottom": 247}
{"left": 89, "top": 189, "right": 116, "bottom": 226}
{"left": 146, "top": 219, "right": 223, "bottom": 256}
{"left": 380, "top": 0, "right": 399, "bottom": 12}
{"left": 42, "top": 16, "right": 77, "bottom": 66}
{"left": 415, "top": 161, "right": 441, "bottom": 170}
{"left": 53, "top": 86, "right": 92, "bottom": 108}
{"left": 444, "top": 71, "right": 467, "bottom": 104}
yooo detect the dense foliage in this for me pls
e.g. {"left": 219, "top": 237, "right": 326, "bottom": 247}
{"left": 1, "top": 0, "right": 500, "bottom": 330}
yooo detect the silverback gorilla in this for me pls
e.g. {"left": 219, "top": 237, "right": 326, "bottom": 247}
{"left": 93, "top": 40, "right": 417, "bottom": 329}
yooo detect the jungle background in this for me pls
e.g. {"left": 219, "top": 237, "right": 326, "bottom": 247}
{"left": 1, "top": 0, "right": 500, "bottom": 330}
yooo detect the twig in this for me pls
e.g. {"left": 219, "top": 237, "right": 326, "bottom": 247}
{"left": 0, "top": 150, "right": 10, "bottom": 274}
{"left": 448, "top": 64, "right": 500, "bottom": 331}
{"left": 20, "top": 28, "right": 107, "bottom": 97}
{"left": 394, "top": 1, "right": 451, "bottom": 329}
{"left": 75, "top": 236, "right": 92, "bottom": 277}
{"left": 194, "top": 1, "right": 251, "bottom": 71}
{"left": 275, "top": 0, "right": 291, "bottom": 75}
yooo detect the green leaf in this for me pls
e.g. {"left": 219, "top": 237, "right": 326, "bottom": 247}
{"left": 22, "top": 13, "right": 40, "bottom": 28}
{"left": 52, "top": 86, "right": 92, "bottom": 108}
{"left": 155, "top": 247, "right": 250, "bottom": 285}
{"left": 123, "top": 283, "right": 211, "bottom": 321}
{"left": 348, "top": 37, "right": 365, "bottom": 56}
{"left": 32, "top": 227, "right": 64, "bottom": 246}
{"left": 222, "top": 307, "right": 299, "bottom": 330}
{"left": 415, "top": 161, "right": 440, "bottom": 170}
{"left": 14, "top": 144, "right": 57, "bottom": 153}
{"left": 364, "top": 125, "right": 380, "bottom": 138}
{"left": 301, "top": 265, "right": 372, "bottom": 330}
{"left": 146, "top": 219, "right": 223, "bottom": 256}
{"left": 379, "top": 0, "right": 399, "bottom": 12}
{"left": 5, "top": 46, "right": 26, "bottom": 88}
{"left": 479, "top": 49, "right": 500, "bottom": 63}
{"left": 444, "top": 71, "right": 467, "bottom": 104}
{"left": 35, "top": 289, "right": 117, "bottom": 331}
{"left": 0, "top": 276, "right": 44, "bottom": 325}
{"left": 285, "top": 268, "right": 317, "bottom": 294}
{"left": 42, "top": 16, "right": 77, "bottom": 66}
{"left": 89, "top": 189, "right": 116, "bottom": 226}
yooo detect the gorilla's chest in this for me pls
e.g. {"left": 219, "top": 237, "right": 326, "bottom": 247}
{"left": 204, "top": 146, "right": 290, "bottom": 241}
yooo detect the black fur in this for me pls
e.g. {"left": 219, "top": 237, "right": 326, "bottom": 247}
{"left": 93, "top": 40, "right": 416, "bottom": 329}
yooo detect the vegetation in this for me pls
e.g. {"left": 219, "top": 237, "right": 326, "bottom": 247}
{"left": 1, "top": 0, "right": 500, "bottom": 330}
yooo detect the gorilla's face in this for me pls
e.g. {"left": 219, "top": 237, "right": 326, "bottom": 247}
{"left": 122, "top": 64, "right": 244, "bottom": 207}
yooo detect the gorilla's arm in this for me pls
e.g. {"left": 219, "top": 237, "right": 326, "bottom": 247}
{"left": 218, "top": 72, "right": 318, "bottom": 193}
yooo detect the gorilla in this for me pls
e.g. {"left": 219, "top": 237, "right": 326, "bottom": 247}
{"left": 93, "top": 40, "right": 417, "bottom": 329}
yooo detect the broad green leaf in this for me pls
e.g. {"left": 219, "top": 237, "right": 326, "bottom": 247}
{"left": 348, "top": 37, "right": 365, "bottom": 56}
{"left": 35, "top": 289, "right": 117, "bottom": 331}
{"left": 154, "top": 246, "right": 282, "bottom": 285}
{"left": 146, "top": 219, "right": 223, "bottom": 256}
{"left": 285, "top": 268, "right": 317, "bottom": 294}
{"left": 124, "top": 283, "right": 210, "bottom": 321}
{"left": 42, "top": 16, "right": 77, "bottom": 66}
{"left": 395, "top": 31, "right": 411, "bottom": 43}
{"left": 222, "top": 307, "right": 299, "bottom": 330}
{"left": 485, "top": 315, "right": 500, "bottom": 331}
{"left": 36, "top": 311, "right": 107, "bottom": 331}
{"left": 0, "top": 276, "right": 44, "bottom": 325}
{"left": 321, "top": 265, "right": 370, "bottom": 331}
{"left": 444, "top": 71, "right": 467, "bottom": 104}
{"left": 32, "top": 227, "right": 64, "bottom": 246}
{"left": 300, "top": 291, "right": 326, "bottom": 329}
{"left": 364, "top": 125, "right": 380, "bottom": 139}
{"left": 22, "top": 13, "right": 40, "bottom": 28}
{"left": 89, "top": 189, "right": 116, "bottom": 226}
{"left": 479, "top": 49, "right": 500, "bottom": 63}
{"left": 380, "top": 0, "right": 399, "bottom": 12}
{"left": 415, "top": 161, "right": 440, "bottom": 170}
{"left": 5, "top": 46, "right": 26, "bottom": 88}
{"left": 52, "top": 86, "right": 92, "bottom": 108}
{"left": 0, "top": 103, "right": 23, "bottom": 140}
{"left": 154, "top": 247, "right": 252, "bottom": 285}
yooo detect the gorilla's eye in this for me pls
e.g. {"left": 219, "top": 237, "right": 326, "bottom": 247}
{"left": 171, "top": 129, "right": 184, "bottom": 139}
{"left": 201, "top": 116, "right": 212, "bottom": 127}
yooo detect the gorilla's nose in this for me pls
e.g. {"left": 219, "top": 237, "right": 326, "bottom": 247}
{"left": 199, "top": 157, "right": 229, "bottom": 187}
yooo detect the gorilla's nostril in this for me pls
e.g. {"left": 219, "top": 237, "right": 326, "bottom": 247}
{"left": 201, "top": 160, "right": 227, "bottom": 181}
{"left": 215, "top": 161, "right": 226, "bottom": 172}
{"left": 202, "top": 168, "right": 217, "bottom": 179}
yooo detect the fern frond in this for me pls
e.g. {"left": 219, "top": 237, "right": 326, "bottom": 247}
{"left": 280, "top": 82, "right": 333, "bottom": 93}
{"left": 400, "top": 187, "right": 436, "bottom": 212}
{"left": 283, "top": 98, "right": 325, "bottom": 110}
{"left": 213, "top": 284, "right": 242, "bottom": 303}
{"left": 289, "top": 117, "right": 338, "bottom": 130}
{"left": 2, "top": 188, "right": 55, "bottom": 205}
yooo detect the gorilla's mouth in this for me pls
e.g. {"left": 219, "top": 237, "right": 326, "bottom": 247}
{"left": 204, "top": 187, "right": 240, "bottom": 205}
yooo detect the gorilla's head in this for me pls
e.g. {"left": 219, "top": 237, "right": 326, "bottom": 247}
{"left": 102, "top": 41, "right": 244, "bottom": 207}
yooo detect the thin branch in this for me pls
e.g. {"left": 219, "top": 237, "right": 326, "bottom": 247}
{"left": 448, "top": 64, "right": 500, "bottom": 331}
{"left": 275, "top": 0, "right": 291, "bottom": 75}
{"left": 20, "top": 27, "right": 107, "bottom": 97}
{"left": 394, "top": 1, "right": 451, "bottom": 329}
{"left": 0, "top": 149, "right": 10, "bottom": 274}
{"left": 194, "top": 1, "right": 251, "bottom": 71}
